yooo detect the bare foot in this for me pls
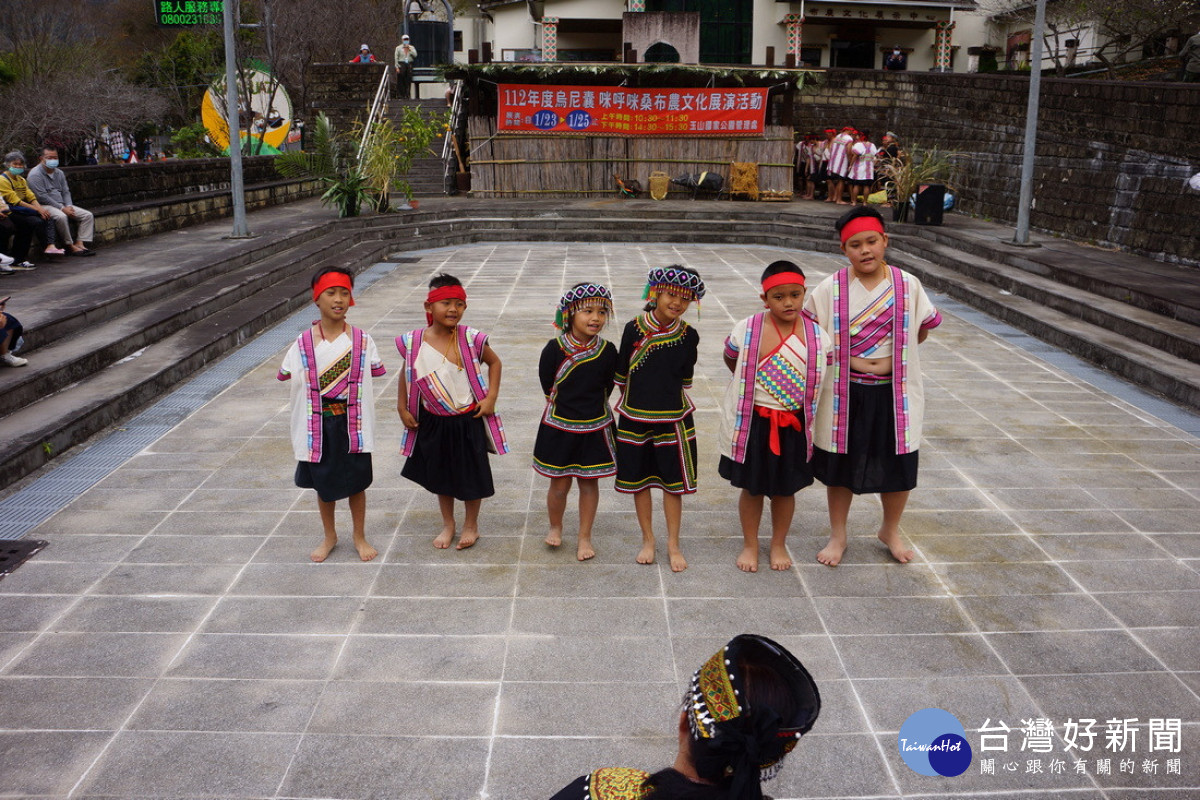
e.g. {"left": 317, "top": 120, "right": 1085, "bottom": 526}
{"left": 769, "top": 543, "right": 793, "bottom": 571}
{"left": 636, "top": 541, "right": 656, "bottom": 564}
{"left": 433, "top": 524, "right": 455, "bottom": 549}
{"left": 878, "top": 529, "right": 914, "bottom": 564}
{"left": 668, "top": 547, "right": 688, "bottom": 573}
{"left": 577, "top": 538, "right": 595, "bottom": 561}
{"left": 545, "top": 526, "right": 563, "bottom": 548}
{"left": 817, "top": 536, "right": 846, "bottom": 567}
{"left": 354, "top": 539, "right": 378, "bottom": 562}
{"left": 311, "top": 538, "right": 337, "bottom": 563}
{"left": 736, "top": 545, "right": 759, "bottom": 573}
{"left": 456, "top": 526, "right": 479, "bottom": 550}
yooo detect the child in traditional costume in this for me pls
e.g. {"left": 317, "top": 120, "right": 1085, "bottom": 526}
{"left": 396, "top": 273, "right": 507, "bottom": 550}
{"left": 719, "top": 261, "right": 832, "bottom": 572}
{"left": 614, "top": 266, "right": 704, "bottom": 572}
{"left": 549, "top": 633, "right": 821, "bottom": 800}
{"left": 805, "top": 207, "right": 942, "bottom": 566}
{"left": 533, "top": 282, "right": 619, "bottom": 561}
{"left": 278, "top": 267, "right": 386, "bottom": 563}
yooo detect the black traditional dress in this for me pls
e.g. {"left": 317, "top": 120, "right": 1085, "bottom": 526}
{"left": 613, "top": 313, "right": 700, "bottom": 495}
{"left": 533, "top": 333, "right": 619, "bottom": 479}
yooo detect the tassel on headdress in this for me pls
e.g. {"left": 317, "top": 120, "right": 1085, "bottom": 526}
{"left": 643, "top": 265, "right": 706, "bottom": 309}
{"left": 555, "top": 283, "right": 614, "bottom": 331}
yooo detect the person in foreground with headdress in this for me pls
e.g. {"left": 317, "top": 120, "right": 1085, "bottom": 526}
{"left": 533, "top": 282, "right": 619, "bottom": 561}
{"left": 549, "top": 633, "right": 821, "bottom": 800}
{"left": 613, "top": 265, "right": 705, "bottom": 572}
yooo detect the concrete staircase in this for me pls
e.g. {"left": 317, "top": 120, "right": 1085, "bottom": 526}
{"left": 383, "top": 98, "right": 452, "bottom": 198}
{"left": 1, "top": 198, "right": 1197, "bottom": 490}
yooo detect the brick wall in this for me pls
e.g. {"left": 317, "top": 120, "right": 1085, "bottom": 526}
{"left": 798, "top": 70, "right": 1200, "bottom": 267}
{"left": 62, "top": 156, "right": 286, "bottom": 208}
{"left": 305, "top": 63, "right": 393, "bottom": 133}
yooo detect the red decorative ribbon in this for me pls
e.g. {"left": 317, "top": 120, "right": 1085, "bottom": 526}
{"left": 761, "top": 272, "right": 806, "bottom": 293}
{"left": 839, "top": 216, "right": 886, "bottom": 245}
{"left": 425, "top": 285, "right": 468, "bottom": 324}
{"left": 757, "top": 406, "right": 802, "bottom": 456}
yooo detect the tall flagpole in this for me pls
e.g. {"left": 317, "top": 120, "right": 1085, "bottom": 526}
{"left": 223, "top": 0, "right": 251, "bottom": 237}
{"left": 1013, "top": 0, "right": 1046, "bottom": 245}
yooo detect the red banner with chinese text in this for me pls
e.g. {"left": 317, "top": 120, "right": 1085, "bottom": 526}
{"left": 497, "top": 84, "right": 769, "bottom": 136}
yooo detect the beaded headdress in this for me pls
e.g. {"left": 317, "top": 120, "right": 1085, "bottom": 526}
{"left": 555, "top": 283, "right": 614, "bottom": 330}
{"left": 686, "top": 634, "right": 820, "bottom": 787}
{"left": 642, "top": 265, "right": 706, "bottom": 305}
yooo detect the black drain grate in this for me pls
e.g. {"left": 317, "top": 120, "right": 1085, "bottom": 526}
{"left": 0, "top": 539, "right": 47, "bottom": 579}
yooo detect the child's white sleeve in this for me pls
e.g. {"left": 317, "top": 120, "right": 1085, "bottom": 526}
{"left": 278, "top": 341, "right": 300, "bottom": 381}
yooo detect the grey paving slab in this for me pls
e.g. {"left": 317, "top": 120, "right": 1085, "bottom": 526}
{"left": 1, "top": 240, "right": 1198, "bottom": 799}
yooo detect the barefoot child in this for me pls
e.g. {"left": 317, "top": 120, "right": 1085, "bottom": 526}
{"left": 614, "top": 266, "right": 704, "bottom": 572}
{"left": 396, "top": 273, "right": 507, "bottom": 550}
{"left": 805, "top": 207, "right": 942, "bottom": 566}
{"left": 278, "top": 267, "right": 386, "bottom": 562}
{"left": 719, "top": 261, "right": 831, "bottom": 572}
{"left": 533, "top": 283, "right": 619, "bottom": 561}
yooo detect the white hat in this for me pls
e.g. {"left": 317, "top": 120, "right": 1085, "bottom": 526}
{"left": 361, "top": 44, "right": 370, "bottom": 50}
{"left": 402, "top": 34, "right": 410, "bottom": 40}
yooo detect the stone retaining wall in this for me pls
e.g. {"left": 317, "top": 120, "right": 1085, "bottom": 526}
{"left": 798, "top": 70, "right": 1200, "bottom": 267}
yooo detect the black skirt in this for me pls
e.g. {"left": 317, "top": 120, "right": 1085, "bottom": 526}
{"left": 533, "top": 423, "right": 617, "bottom": 479}
{"left": 295, "top": 412, "right": 373, "bottom": 502}
{"left": 812, "top": 381, "right": 919, "bottom": 494}
{"left": 402, "top": 407, "right": 495, "bottom": 501}
{"left": 614, "top": 414, "right": 698, "bottom": 495}
{"left": 718, "top": 411, "right": 814, "bottom": 497}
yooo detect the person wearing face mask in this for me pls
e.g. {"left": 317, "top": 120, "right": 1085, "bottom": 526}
{"left": 28, "top": 147, "right": 96, "bottom": 257}
{"left": 0, "top": 151, "right": 62, "bottom": 261}
{"left": 884, "top": 46, "right": 907, "bottom": 70}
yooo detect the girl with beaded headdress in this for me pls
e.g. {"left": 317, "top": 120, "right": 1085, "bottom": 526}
{"left": 719, "top": 260, "right": 832, "bottom": 573}
{"left": 549, "top": 633, "right": 821, "bottom": 800}
{"left": 613, "top": 265, "right": 704, "bottom": 572}
{"left": 533, "top": 282, "right": 619, "bottom": 561}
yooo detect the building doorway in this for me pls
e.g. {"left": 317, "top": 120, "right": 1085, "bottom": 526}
{"left": 831, "top": 39, "right": 876, "bottom": 68}
{"left": 644, "top": 42, "right": 681, "bottom": 63}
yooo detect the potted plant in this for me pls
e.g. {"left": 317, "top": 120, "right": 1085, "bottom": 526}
{"left": 355, "top": 106, "right": 449, "bottom": 212}
{"left": 878, "top": 144, "right": 960, "bottom": 223}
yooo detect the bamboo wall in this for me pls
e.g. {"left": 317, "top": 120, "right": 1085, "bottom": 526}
{"left": 466, "top": 118, "right": 795, "bottom": 199}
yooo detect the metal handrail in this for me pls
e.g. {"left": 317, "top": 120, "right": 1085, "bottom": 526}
{"left": 357, "top": 65, "right": 392, "bottom": 162}
{"left": 442, "top": 79, "right": 465, "bottom": 193}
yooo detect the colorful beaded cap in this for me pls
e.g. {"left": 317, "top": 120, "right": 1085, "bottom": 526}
{"left": 555, "top": 283, "right": 614, "bottom": 330}
{"left": 685, "top": 634, "right": 821, "bottom": 779}
{"left": 643, "top": 266, "right": 706, "bottom": 303}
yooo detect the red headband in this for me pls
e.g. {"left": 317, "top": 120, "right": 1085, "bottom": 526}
{"left": 762, "top": 272, "right": 806, "bottom": 292}
{"left": 313, "top": 272, "right": 355, "bottom": 305}
{"left": 425, "top": 285, "right": 467, "bottom": 324}
{"left": 839, "top": 216, "right": 886, "bottom": 245}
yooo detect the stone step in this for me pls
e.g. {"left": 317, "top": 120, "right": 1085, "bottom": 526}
{"left": 0, "top": 238, "right": 387, "bottom": 487}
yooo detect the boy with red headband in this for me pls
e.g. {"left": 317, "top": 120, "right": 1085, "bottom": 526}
{"left": 278, "top": 267, "right": 386, "bottom": 563}
{"left": 396, "top": 273, "right": 507, "bottom": 550}
{"left": 805, "top": 207, "right": 941, "bottom": 566}
{"left": 719, "top": 261, "right": 831, "bottom": 572}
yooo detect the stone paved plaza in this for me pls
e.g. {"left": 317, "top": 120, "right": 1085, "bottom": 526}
{"left": 1, "top": 241, "right": 1198, "bottom": 799}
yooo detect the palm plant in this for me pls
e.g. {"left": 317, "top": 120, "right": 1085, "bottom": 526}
{"left": 275, "top": 112, "right": 368, "bottom": 217}
{"left": 355, "top": 106, "right": 448, "bottom": 211}
{"left": 878, "top": 144, "right": 961, "bottom": 223}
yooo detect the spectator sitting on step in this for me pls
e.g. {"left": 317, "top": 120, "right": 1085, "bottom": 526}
{"left": 1183, "top": 28, "right": 1200, "bottom": 82}
{"left": 1, "top": 194, "right": 40, "bottom": 272}
{"left": 0, "top": 295, "right": 28, "bottom": 367}
{"left": 350, "top": 44, "right": 378, "bottom": 64}
{"left": 0, "top": 151, "right": 63, "bottom": 260}
{"left": 28, "top": 147, "right": 97, "bottom": 257}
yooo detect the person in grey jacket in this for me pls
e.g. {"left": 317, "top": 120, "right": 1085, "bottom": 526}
{"left": 27, "top": 147, "right": 95, "bottom": 256}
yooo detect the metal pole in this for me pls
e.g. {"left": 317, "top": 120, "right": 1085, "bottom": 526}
{"left": 1013, "top": 0, "right": 1046, "bottom": 245}
{"left": 223, "top": 0, "right": 251, "bottom": 237}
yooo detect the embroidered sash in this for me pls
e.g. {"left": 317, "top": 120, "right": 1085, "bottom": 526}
{"left": 728, "top": 312, "right": 823, "bottom": 463}
{"left": 829, "top": 266, "right": 914, "bottom": 454}
{"left": 848, "top": 283, "right": 895, "bottom": 358}
{"left": 397, "top": 326, "right": 509, "bottom": 457}
{"left": 542, "top": 334, "right": 613, "bottom": 433}
{"left": 295, "top": 326, "right": 373, "bottom": 462}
